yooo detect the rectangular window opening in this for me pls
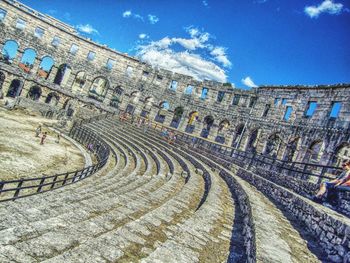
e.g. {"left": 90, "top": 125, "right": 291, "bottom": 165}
{"left": 106, "top": 59, "right": 115, "bottom": 70}
{"left": 217, "top": 91, "right": 225, "bottom": 102}
{"left": 0, "top": 8, "right": 7, "bottom": 22}
{"left": 87, "top": 51, "right": 96, "bottom": 61}
{"left": 305, "top": 101, "right": 317, "bottom": 117}
{"left": 330, "top": 102, "right": 342, "bottom": 119}
{"left": 281, "top": 98, "right": 287, "bottom": 105}
{"left": 274, "top": 98, "right": 279, "bottom": 106}
{"left": 232, "top": 94, "right": 241, "bottom": 105}
{"left": 262, "top": 104, "right": 270, "bottom": 117}
{"left": 283, "top": 106, "right": 293, "bottom": 121}
{"left": 249, "top": 97, "right": 257, "bottom": 108}
{"left": 70, "top": 44, "right": 79, "bottom": 55}
{"left": 52, "top": 36, "right": 60, "bottom": 47}
{"left": 170, "top": 80, "right": 178, "bottom": 91}
{"left": 34, "top": 27, "right": 44, "bottom": 38}
{"left": 200, "top": 87, "right": 208, "bottom": 100}
{"left": 16, "top": 18, "right": 26, "bottom": 30}
{"left": 185, "top": 85, "right": 193, "bottom": 95}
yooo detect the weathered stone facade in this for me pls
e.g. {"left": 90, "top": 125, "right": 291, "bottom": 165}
{"left": 0, "top": 0, "right": 349, "bottom": 167}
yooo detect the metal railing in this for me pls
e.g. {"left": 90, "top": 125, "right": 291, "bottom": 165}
{"left": 121, "top": 115, "right": 342, "bottom": 183}
{"left": 0, "top": 125, "right": 110, "bottom": 202}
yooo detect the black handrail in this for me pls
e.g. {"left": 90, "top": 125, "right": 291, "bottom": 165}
{"left": 0, "top": 125, "right": 110, "bottom": 202}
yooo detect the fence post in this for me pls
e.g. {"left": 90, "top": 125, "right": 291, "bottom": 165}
{"left": 50, "top": 175, "right": 58, "bottom": 189}
{"left": 13, "top": 179, "right": 24, "bottom": 200}
{"left": 37, "top": 177, "right": 46, "bottom": 192}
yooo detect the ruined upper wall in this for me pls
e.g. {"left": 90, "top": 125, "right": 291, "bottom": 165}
{"left": 0, "top": 0, "right": 349, "bottom": 129}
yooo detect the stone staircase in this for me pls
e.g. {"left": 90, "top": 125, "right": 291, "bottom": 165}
{"left": 0, "top": 117, "right": 349, "bottom": 262}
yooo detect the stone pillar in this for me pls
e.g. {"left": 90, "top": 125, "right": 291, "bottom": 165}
{"left": 225, "top": 134, "right": 234, "bottom": 147}
{"left": 207, "top": 125, "right": 219, "bottom": 141}
{"left": 31, "top": 58, "right": 42, "bottom": 76}
{"left": 81, "top": 79, "right": 92, "bottom": 96}
{"left": 13, "top": 49, "right": 24, "bottom": 65}
{"left": 193, "top": 122, "right": 204, "bottom": 137}
{"left": 238, "top": 132, "right": 249, "bottom": 151}
{"left": 179, "top": 118, "right": 189, "bottom": 132}
{"left": 47, "top": 66, "right": 58, "bottom": 83}
{"left": 65, "top": 73, "right": 76, "bottom": 91}
{"left": 163, "top": 113, "right": 173, "bottom": 127}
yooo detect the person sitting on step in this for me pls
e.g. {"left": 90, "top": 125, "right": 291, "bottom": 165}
{"left": 313, "top": 160, "right": 350, "bottom": 203}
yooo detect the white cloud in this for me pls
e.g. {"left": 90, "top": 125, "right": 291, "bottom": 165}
{"left": 136, "top": 28, "right": 232, "bottom": 82}
{"left": 202, "top": 0, "right": 209, "bottom": 7}
{"left": 242, "top": 77, "right": 258, "bottom": 88}
{"left": 148, "top": 14, "right": 159, "bottom": 24}
{"left": 210, "top": 46, "right": 232, "bottom": 68}
{"left": 139, "top": 33, "right": 149, "bottom": 39}
{"left": 304, "top": 0, "right": 344, "bottom": 18}
{"left": 123, "top": 10, "right": 132, "bottom": 17}
{"left": 122, "top": 10, "right": 144, "bottom": 21}
{"left": 76, "top": 24, "right": 99, "bottom": 35}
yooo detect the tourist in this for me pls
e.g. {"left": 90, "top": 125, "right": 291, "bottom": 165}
{"left": 40, "top": 131, "right": 47, "bottom": 145}
{"left": 35, "top": 125, "right": 42, "bottom": 137}
{"left": 313, "top": 160, "right": 350, "bottom": 202}
{"left": 55, "top": 133, "right": 61, "bottom": 144}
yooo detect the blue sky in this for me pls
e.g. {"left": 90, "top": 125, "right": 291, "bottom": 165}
{"left": 16, "top": 0, "right": 350, "bottom": 88}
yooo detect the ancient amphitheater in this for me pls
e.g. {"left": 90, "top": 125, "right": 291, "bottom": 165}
{"left": 0, "top": 0, "right": 350, "bottom": 262}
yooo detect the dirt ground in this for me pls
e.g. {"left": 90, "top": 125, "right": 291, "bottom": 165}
{"left": 0, "top": 107, "right": 85, "bottom": 181}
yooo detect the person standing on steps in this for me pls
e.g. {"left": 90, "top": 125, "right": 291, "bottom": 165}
{"left": 40, "top": 131, "right": 47, "bottom": 145}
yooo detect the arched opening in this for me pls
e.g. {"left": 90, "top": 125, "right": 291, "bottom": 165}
{"left": 63, "top": 99, "right": 74, "bottom": 117}
{"left": 283, "top": 137, "right": 301, "bottom": 162}
{"left": 89, "top": 77, "right": 109, "bottom": 101}
{"left": 19, "top": 48, "right": 36, "bottom": 73}
{"left": 110, "top": 86, "right": 124, "bottom": 109}
{"left": 155, "top": 101, "right": 170, "bottom": 123}
{"left": 264, "top": 133, "right": 282, "bottom": 158}
{"left": 6, "top": 79, "right": 23, "bottom": 98}
{"left": 186, "top": 111, "right": 199, "bottom": 133}
{"left": 332, "top": 143, "right": 350, "bottom": 167}
{"left": 1, "top": 40, "right": 18, "bottom": 63}
{"left": 232, "top": 124, "right": 244, "bottom": 148}
{"left": 246, "top": 128, "right": 260, "bottom": 153}
{"left": 54, "top": 64, "right": 72, "bottom": 86}
{"left": 27, "top": 86, "right": 42, "bottom": 101}
{"left": 170, "top": 106, "right": 184, "bottom": 128}
{"left": 38, "top": 56, "right": 54, "bottom": 79}
{"left": 71, "top": 71, "right": 86, "bottom": 94}
{"left": 45, "top": 92, "right": 60, "bottom": 106}
{"left": 200, "top": 115, "right": 214, "bottom": 138}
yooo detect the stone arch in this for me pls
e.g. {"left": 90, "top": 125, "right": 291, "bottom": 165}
{"left": 71, "top": 71, "right": 86, "bottom": 94}
{"left": 38, "top": 56, "right": 54, "bottom": 79}
{"left": 170, "top": 106, "right": 184, "bottom": 128}
{"left": 1, "top": 40, "right": 19, "bottom": 62}
{"left": 19, "top": 48, "right": 37, "bottom": 72}
{"left": 332, "top": 142, "right": 350, "bottom": 167}
{"left": 304, "top": 139, "right": 325, "bottom": 163}
{"left": 129, "top": 91, "right": 141, "bottom": 104}
{"left": 62, "top": 99, "right": 74, "bottom": 117}
{"left": 27, "top": 86, "right": 42, "bottom": 101}
{"left": 6, "top": 79, "right": 23, "bottom": 98}
{"left": 155, "top": 101, "right": 170, "bottom": 123}
{"left": 54, "top": 64, "right": 72, "bottom": 86}
{"left": 200, "top": 116, "right": 214, "bottom": 138}
{"left": 264, "top": 132, "right": 282, "bottom": 157}
{"left": 89, "top": 77, "right": 109, "bottom": 101}
{"left": 245, "top": 128, "right": 261, "bottom": 153}
{"left": 143, "top": 96, "right": 154, "bottom": 110}
{"left": 110, "top": 86, "right": 124, "bottom": 109}
{"left": 45, "top": 92, "right": 60, "bottom": 106}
